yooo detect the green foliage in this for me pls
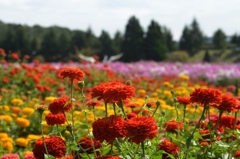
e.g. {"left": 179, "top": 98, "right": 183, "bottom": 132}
{"left": 144, "top": 20, "right": 168, "bottom": 61}
{"left": 98, "top": 30, "right": 115, "bottom": 60}
{"left": 166, "top": 51, "right": 190, "bottom": 62}
{"left": 203, "top": 49, "right": 211, "bottom": 62}
{"left": 213, "top": 29, "right": 227, "bottom": 50}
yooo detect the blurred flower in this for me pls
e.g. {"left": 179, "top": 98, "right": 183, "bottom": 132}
{"left": 86, "top": 100, "right": 102, "bottom": 108}
{"left": 235, "top": 151, "right": 240, "bottom": 158}
{"left": 11, "top": 106, "right": 21, "bottom": 114}
{"left": 45, "top": 112, "right": 66, "bottom": 126}
{"left": 24, "top": 154, "right": 36, "bottom": 159}
{"left": 94, "top": 155, "right": 121, "bottom": 159}
{"left": 16, "top": 117, "right": 30, "bottom": 127}
{"left": 92, "top": 115, "right": 126, "bottom": 143}
{"left": 60, "top": 67, "right": 85, "bottom": 80}
{"left": 212, "top": 93, "right": 238, "bottom": 112}
{"left": 11, "top": 98, "right": 23, "bottom": 105}
{"left": 22, "top": 108, "right": 35, "bottom": 116}
{"left": 158, "top": 139, "right": 180, "bottom": 159}
{"left": 0, "top": 154, "right": 20, "bottom": 159}
{"left": 77, "top": 137, "right": 102, "bottom": 155}
{"left": 16, "top": 138, "right": 28, "bottom": 147}
{"left": 125, "top": 116, "right": 158, "bottom": 144}
{"left": 219, "top": 115, "right": 238, "bottom": 129}
{"left": 0, "top": 115, "right": 12, "bottom": 123}
{"left": 11, "top": 53, "right": 19, "bottom": 61}
{"left": 44, "top": 96, "right": 57, "bottom": 103}
{"left": 33, "top": 136, "right": 66, "bottom": 159}
{"left": 162, "top": 120, "right": 183, "bottom": 133}
{"left": 0, "top": 133, "right": 8, "bottom": 139}
{"left": 48, "top": 97, "right": 72, "bottom": 114}
{"left": 176, "top": 96, "right": 190, "bottom": 105}
{"left": 125, "top": 102, "right": 141, "bottom": 109}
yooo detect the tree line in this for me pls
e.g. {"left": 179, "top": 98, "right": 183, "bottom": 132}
{"left": 0, "top": 16, "right": 240, "bottom": 62}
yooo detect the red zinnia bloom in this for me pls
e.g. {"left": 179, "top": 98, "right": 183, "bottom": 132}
{"left": 92, "top": 115, "right": 126, "bottom": 143}
{"left": 132, "top": 109, "right": 150, "bottom": 116}
{"left": 125, "top": 116, "right": 158, "bottom": 144}
{"left": 158, "top": 140, "right": 180, "bottom": 159}
{"left": 48, "top": 97, "right": 72, "bottom": 114}
{"left": 60, "top": 67, "right": 85, "bottom": 80}
{"left": 33, "top": 136, "right": 66, "bottom": 159}
{"left": 190, "top": 88, "right": 222, "bottom": 106}
{"left": 91, "top": 81, "right": 135, "bottom": 103}
{"left": 61, "top": 155, "right": 73, "bottom": 159}
{"left": 2, "top": 76, "right": 9, "bottom": 83}
{"left": 0, "top": 154, "right": 20, "bottom": 159}
{"left": 11, "top": 53, "right": 19, "bottom": 60}
{"left": 24, "top": 154, "right": 36, "bottom": 159}
{"left": 145, "top": 101, "right": 156, "bottom": 108}
{"left": 212, "top": 94, "right": 238, "bottom": 112}
{"left": 94, "top": 155, "right": 121, "bottom": 159}
{"left": 220, "top": 115, "right": 238, "bottom": 129}
{"left": 235, "top": 151, "right": 240, "bottom": 158}
{"left": 199, "top": 127, "right": 223, "bottom": 145}
{"left": 163, "top": 120, "right": 183, "bottom": 132}
{"left": 0, "top": 48, "right": 6, "bottom": 57}
{"left": 45, "top": 112, "right": 66, "bottom": 126}
{"left": 86, "top": 100, "right": 102, "bottom": 108}
{"left": 77, "top": 137, "right": 102, "bottom": 155}
{"left": 177, "top": 96, "right": 190, "bottom": 105}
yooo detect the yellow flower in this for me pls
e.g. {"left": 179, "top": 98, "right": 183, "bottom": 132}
{"left": 11, "top": 106, "right": 21, "bottom": 114}
{"left": 27, "top": 134, "right": 42, "bottom": 141}
{"left": 11, "top": 98, "right": 23, "bottom": 105}
{"left": 16, "top": 137, "right": 28, "bottom": 147}
{"left": 0, "top": 105, "right": 10, "bottom": 111}
{"left": 163, "top": 90, "right": 172, "bottom": 98}
{"left": 138, "top": 89, "right": 146, "bottom": 95}
{"left": 16, "top": 117, "right": 30, "bottom": 127}
{"left": 24, "top": 150, "right": 33, "bottom": 155}
{"left": 178, "top": 74, "right": 189, "bottom": 80}
{"left": 45, "top": 96, "right": 57, "bottom": 103}
{"left": 0, "top": 133, "right": 8, "bottom": 139}
{"left": 22, "top": 107, "right": 35, "bottom": 115}
{"left": 0, "top": 115, "right": 12, "bottom": 123}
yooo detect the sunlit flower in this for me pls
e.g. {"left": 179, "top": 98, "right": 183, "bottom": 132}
{"left": 11, "top": 98, "right": 23, "bottom": 105}
{"left": 0, "top": 154, "right": 20, "bottom": 159}
{"left": 16, "top": 138, "right": 28, "bottom": 147}
{"left": 158, "top": 139, "right": 180, "bottom": 159}
{"left": 162, "top": 120, "right": 183, "bottom": 133}
{"left": 16, "top": 117, "right": 30, "bottom": 127}
{"left": 60, "top": 67, "right": 85, "bottom": 80}
{"left": 177, "top": 96, "right": 190, "bottom": 105}
{"left": 212, "top": 93, "right": 238, "bottom": 112}
{"left": 0, "top": 115, "right": 12, "bottom": 123}
{"left": 48, "top": 97, "right": 72, "bottom": 114}
{"left": 45, "top": 112, "right": 66, "bottom": 126}
{"left": 44, "top": 96, "right": 57, "bottom": 103}
{"left": 22, "top": 108, "right": 35, "bottom": 115}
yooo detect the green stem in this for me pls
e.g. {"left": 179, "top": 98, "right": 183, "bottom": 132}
{"left": 104, "top": 102, "right": 108, "bottom": 117}
{"left": 151, "top": 101, "right": 160, "bottom": 118}
{"left": 141, "top": 141, "right": 145, "bottom": 158}
{"left": 215, "top": 109, "right": 223, "bottom": 130}
{"left": 113, "top": 103, "right": 117, "bottom": 116}
{"left": 234, "top": 112, "right": 237, "bottom": 131}
{"left": 119, "top": 99, "right": 126, "bottom": 118}
{"left": 183, "top": 104, "right": 186, "bottom": 122}
{"left": 70, "top": 78, "right": 75, "bottom": 131}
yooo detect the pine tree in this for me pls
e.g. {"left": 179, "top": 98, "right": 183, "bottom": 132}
{"left": 213, "top": 29, "right": 227, "bottom": 50}
{"left": 113, "top": 31, "right": 123, "bottom": 55}
{"left": 190, "top": 19, "right": 204, "bottom": 53}
{"left": 98, "top": 30, "right": 115, "bottom": 60}
{"left": 163, "top": 27, "right": 175, "bottom": 51}
{"left": 121, "top": 16, "right": 144, "bottom": 62}
{"left": 144, "top": 20, "right": 168, "bottom": 61}
{"left": 179, "top": 26, "right": 193, "bottom": 52}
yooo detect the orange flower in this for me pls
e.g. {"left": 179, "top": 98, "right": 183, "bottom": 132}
{"left": 60, "top": 67, "right": 85, "bottom": 80}
{"left": 162, "top": 120, "right": 183, "bottom": 132}
{"left": 11, "top": 53, "right": 19, "bottom": 60}
{"left": 177, "top": 96, "right": 190, "bottom": 105}
{"left": 190, "top": 88, "right": 222, "bottom": 106}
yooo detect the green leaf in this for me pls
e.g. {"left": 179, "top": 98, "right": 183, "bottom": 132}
{"left": 186, "top": 135, "right": 193, "bottom": 149}
{"left": 101, "top": 145, "right": 111, "bottom": 155}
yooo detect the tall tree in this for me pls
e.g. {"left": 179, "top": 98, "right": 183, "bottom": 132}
{"left": 1, "top": 28, "right": 14, "bottom": 54}
{"left": 121, "top": 16, "right": 144, "bottom": 62}
{"left": 98, "top": 30, "right": 115, "bottom": 60}
{"left": 13, "top": 25, "right": 30, "bottom": 55}
{"left": 213, "top": 29, "right": 227, "bottom": 50}
{"left": 162, "top": 27, "right": 175, "bottom": 51}
{"left": 144, "top": 20, "right": 168, "bottom": 61}
{"left": 231, "top": 33, "right": 240, "bottom": 46}
{"left": 71, "top": 30, "right": 86, "bottom": 52}
{"left": 58, "top": 33, "right": 71, "bottom": 60}
{"left": 113, "top": 31, "right": 123, "bottom": 54}
{"left": 179, "top": 26, "right": 193, "bottom": 52}
{"left": 190, "top": 18, "right": 204, "bottom": 54}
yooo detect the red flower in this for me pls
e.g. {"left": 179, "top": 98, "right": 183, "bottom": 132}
{"left": 60, "top": 67, "right": 85, "bottom": 80}
{"left": 2, "top": 76, "right": 9, "bottom": 83}
{"left": 91, "top": 81, "right": 135, "bottom": 103}
{"left": 190, "top": 88, "right": 222, "bottom": 106}
{"left": 125, "top": 116, "right": 158, "bottom": 144}
{"left": 145, "top": 101, "right": 156, "bottom": 108}
{"left": 125, "top": 102, "right": 141, "bottom": 108}
{"left": 0, "top": 48, "right": 6, "bottom": 57}
{"left": 33, "top": 136, "right": 66, "bottom": 159}
{"left": 158, "top": 140, "right": 180, "bottom": 159}
{"left": 48, "top": 97, "right": 72, "bottom": 114}
{"left": 45, "top": 112, "right": 66, "bottom": 126}
{"left": 163, "top": 120, "right": 183, "bottom": 132}
{"left": 77, "top": 137, "right": 102, "bottom": 155}
{"left": 92, "top": 115, "right": 126, "bottom": 143}
{"left": 177, "top": 96, "right": 190, "bottom": 105}
{"left": 11, "top": 53, "right": 19, "bottom": 60}
{"left": 86, "top": 100, "right": 102, "bottom": 108}
{"left": 94, "top": 155, "right": 121, "bottom": 159}
{"left": 212, "top": 94, "right": 238, "bottom": 112}
{"left": 199, "top": 127, "right": 223, "bottom": 145}
{"left": 132, "top": 109, "right": 150, "bottom": 116}
{"left": 235, "top": 151, "right": 240, "bottom": 158}
{"left": 220, "top": 115, "right": 238, "bottom": 129}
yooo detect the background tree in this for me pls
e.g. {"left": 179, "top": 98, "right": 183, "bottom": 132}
{"left": 144, "top": 20, "right": 168, "bottom": 61}
{"left": 121, "top": 16, "right": 144, "bottom": 62}
{"left": 190, "top": 18, "right": 204, "bottom": 54}
{"left": 113, "top": 31, "right": 123, "bottom": 55}
{"left": 203, "top": 49, "right": 211, "bottom": 62}
{"left": 179, "top": 26, "right": 193, "bottom": 52}
{"left": 13, "top": 25, "right": 30, "bottom": 56}
{"left": 162, "top": 26, "right": 175, "bottom": 51}
{"left": 98, "top": 30, "right": 115, "bottom": 60}
{"left": 231, "top": 33, "right": 240, "bottom": 47}
{"left": 213, "top": 29, "right": 227, "bottom": 50}
{"left": 71, "top": 30, "right": 86, "bottom": 53}
{"left": 58, "top": 33, "right": 71, "bottom": 61}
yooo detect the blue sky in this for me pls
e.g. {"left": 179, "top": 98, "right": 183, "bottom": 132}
{"left": 0, "top": 0, "right": 240, "bottom": 40}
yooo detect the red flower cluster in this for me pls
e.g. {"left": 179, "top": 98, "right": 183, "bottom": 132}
{"left": 212, "top": 93, "right": 238, "bottom": 112}
{"left": 48, "top": 97, "right": 72, "bottom": 114}
{"left": 77, "top": 137, "right": 102, "bottom": 155}
{"left": 125, "top": 116, "right": 158, "bottom": 144}
{"left": 92, "top": 115, "right": 126, "bottom": 143}
{"left": 86, "top": 100, "right": 102, "bottom": 108}
{"left": 162, "top": 120, "right": 183, "bottom": 132}
{"left": 158, "top": 140, "right": 180, "bottom": 159}
{"left": 0, "top": 48, "right": 6, "bottom": 57}
{"left": 11, "top": 53, "right": 19, "bottom": 60}
{"left": 60, "top": 67, "right": 85, "bottom": 80}
{"left": 199, "top": 127, "right": 223, "bottom": 145}
{"left": 45, "top": 112, "right": 66, "bottom": 126}
{"left": 235, "top": 151, "right": 240, "bottom": 158}
{"left": 190, "top": 88, "right": 222, "bottom": 105}
{"left": 33, "top": 136, "right": 66, "bottom": 159}
{"left": 220, "top": 115, "right": 238, "bottom": 129}
{"left": 95, "top": 155, "right": 121, "bottom": 159}
{"left": 125, "top": 102, "right": 141, "bottom": 108}
{"left": 177, "top": 96, "right": 190, "bottom": 105}
{"left": 91, "top": 81, "right": 135, "bottom": 103}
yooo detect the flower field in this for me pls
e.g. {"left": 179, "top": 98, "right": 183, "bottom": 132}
{"left": 1, "top": 54, "right": 240, "bottom": 158}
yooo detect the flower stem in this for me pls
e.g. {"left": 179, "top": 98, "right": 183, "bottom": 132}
{"left": 104, "top": 102, "right": 108, "bottom": 117}
{"left": 141, "top": 141, "right": 145, "bottom": 158}
{"left": 215, "top": 109, "right": 223, "bottom": 130}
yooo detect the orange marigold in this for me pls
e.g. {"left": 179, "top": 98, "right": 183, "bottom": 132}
{"left": 158, "top": 139, "right": 180, "bottom": 159}
{"left": 48, "top": 97, "right": 72, "bottom": 114}
{"left": 60, "top": 67, "right": 85, "bottom": 80}
{"left": 125, "top": 116, "right": 158, "bottom": 144}
{"left": 190, "top": 88, "right": 222, "bottom": 106}
{"left": 92, "top": 115, "right": 126, "bottom": 143}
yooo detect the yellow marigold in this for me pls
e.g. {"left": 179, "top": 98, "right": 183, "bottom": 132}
{"left": 44, "top": 96, "right": 57, "bottom": 103}
{"left": 0, "top": 105, "right": 10, "bottom": 111}
{"left": 0, "top": 133, "right": 8, "bottom": 139}
{"left": 2, "top": 142, "right": 13, "bottom": 152}
{"left": 163, "top": 90, "right": 172, "bottom": 98}
{"left": 16, "top": 137, "right": 28, "bottom": 147}
{"left": 178, "top": 74, "right": 189, "bottom": 80}
{"left": 11, "top": 106, "right": 21, "bottom": 114}
{"left": 0, "top": 115, "right": 12, "bottom": 123}
{"left": 16, "top": 117, "right": 30, "bottom": 127}
{"left": 138, "top": 89, "right": 146, "bottom": 95}
{"left": 27, "top": 134, "right": 42, "bottom": 141}
{"left": 151, "top": 92, "right": 158, "bottom": 97}
{"left": 11, "top": 98, "right": 23, "bottom": 105}
{"left": 24, "top": 150, "right": 33, "bottom": 155}
{"left": 22, "top": 107, "right": 35, "bottom": 115}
